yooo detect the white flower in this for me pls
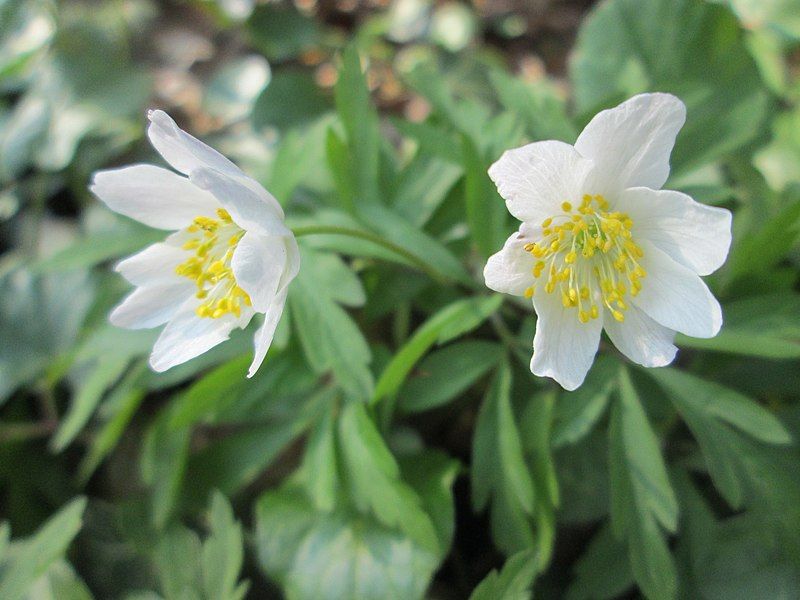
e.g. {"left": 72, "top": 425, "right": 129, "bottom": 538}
{"left": 484, "top": 93, "right": 732, "bottom": 391}
{"left": 91, "top": 110, "right": 299, "bottom": 377}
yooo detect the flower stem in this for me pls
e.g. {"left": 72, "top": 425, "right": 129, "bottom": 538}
{"left": 291, "top": 225, "right": 450, "bottom": 284}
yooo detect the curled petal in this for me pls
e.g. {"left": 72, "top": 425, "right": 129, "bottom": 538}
{"left": 190, "top": 167, "right": 289, "bottom": 238}
{"left": 484, "top": 227, "right": 540, "bottom": 296}
{"left": 248, "top": 288, "right": 289, "bottom": 378}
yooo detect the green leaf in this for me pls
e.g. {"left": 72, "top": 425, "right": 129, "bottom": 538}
{"left": 489, "top": 69, "right": 577, "bottom": 142}
{"left": 357, "top": 203, "right": 474, "bottom": 286}
{"left": 398, "top": 340, "right": 501, "bottom": 413}
{"left": 141, "top": 414, "right": 191, "bottom": 529}
{"left": 609, "top": 367, "right": 678, "bottom": 600}
{"left": 399, "top": 450, "right": 460, "bottom": 554}
{"left": 391, "top": 155, "right": 462, "bottom": 227}
{"left": 202, "top": 492, "right": 247, "bottom": 600}
{"left": 0, "top": 497, "right": 87, "bottom": 600}
{"left": 334, "top": 44, "right": 380, "bottom": 207}
{"left": 290, "top": 246, "right": 373, "bottom": 401}
{"left": 676, "top": 293, "right": 800, "bottom": 359}
{"left": 372, "top": 295, "right": 502, "bottom": 406}
{"left": 168, "top": 356, "right": 250, "bottom": 429}
{"left": 552, "top": 355, "right": 617, "bottom": 447}
{"left": 252, "top": 69, "right": 330, "bottom": 130}
{"left": 51, "top": 354, "right": 129, "bottom": 451}
{"left": 649, "top": 368, "right": 791, "bottom": 445}
{"left": 338, "top": 403, "right": 440, "bottom": 555}
{"left": 463, "top": 136, "right": 506, "bottom": 257}
{"left": 29, "top": 228, "right": 164, "bottom": 274}
{"left": 471, "top": 362, "right": 538, "bottom": 555}
{"left": 566, "top": 524, "right": 634, "bottom": 600}
{"left": 469, "top": 549, "right": 539, "bottom": 600}
{"left": 571, "top": 0, "right": 770, "bottom": 176}
{"left": 648, "top": 368, "right": 790, "bottom": 507}
{"left": 299, "top": 401, "right": 340, "bottom": 512}
{"left": 255, "top": 484, "right": 440, "bottom": 600}
{"left": 246, "top": 4, "right": 320, "bottom": 61}
{"left": 153, "top": 526, "right": 202, "bottom": 600}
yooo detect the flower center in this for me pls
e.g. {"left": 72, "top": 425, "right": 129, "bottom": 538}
{"left": 175, "top": 208, "right": 252, "bottom": 319}
{"left": 522, "top": 194, "right": 646, "bottom": 324}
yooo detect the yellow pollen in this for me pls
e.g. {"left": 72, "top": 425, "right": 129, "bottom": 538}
{"left": 175, "top": 213, "right": 250, "bottom": 320}
{"left": 521, "top": 194, "right": 646, "bottom": 325}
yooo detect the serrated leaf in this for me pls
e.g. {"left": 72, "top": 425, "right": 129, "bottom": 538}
{"left": 338, "top": 403, "right": 440, "bottom": 555}
{"left": 469, "top": 549, "right": 538, "bottom": 600}
{"left": 0, "top": 497, "right": 87, "bottom": 600}
{"left": 255, "top": 484, "right": 440, "bottom": 600}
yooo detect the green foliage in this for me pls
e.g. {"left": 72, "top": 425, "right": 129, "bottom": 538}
{"left": 1, "top": 0, "right": 799, "bottom": 598}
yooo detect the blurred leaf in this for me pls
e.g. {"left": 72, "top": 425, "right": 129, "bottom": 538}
{"left": 0, "top": 269, "right": 94, "bottom": 404}
{"left": 566, "top": 524, "right": 634, "bottom": 600}
{"left": 0, "top": 0, "right": 55, "bottom": 79}
{"left": 727, "top": 198, "right": 800, "bottom": 282}
{"left": 202, "top": 492, "right": 248, "bottom": 600}
{"left": 0, "top": 496, "right": 86, "bottom": 600}
{"left": 255, "top": 483, "right": 440, "bottom": 600}
{"left": 372, "top": 295, "right": 502, "bottom": 406}
{"left": 571, "top": 0, "right": 770, "bottom": 176}
{"left": 391, "top": 155, "right": 462, "bottom": 227}
{"left": 299, "top": 400, "right": 339, "bottom": 512}
{"left": 246, "top": 3, "right": 320, "bottom": 62}
{"left": 755, "top": 108, "right": 800, "bottom": 191}
{"left": 723, "top": 0, "right": 800, "bottom": 39}
{"left": 204, "top": 55, "right": 270, "bottom": 124}
{"left": 398, "top": 340, "right": 501, "bottom": 413}
{"left": 463, "top": 136, "right": 505, "bottom": 257}
{"left": 141, "top": 413, "right": 191, "bottom": 530}
{"left": 489, "top": 69, "right": 577, "bottom": 142}
{"left": 334, "top": 45, "right": 381, "bottom": 207}
{"left": 609, "top": 367, "right": 677, "bottom": 600}
{"left": 469, "top": 549, "right": 538, "bottom": 600}
{"left": 252, "top": 70, "right": 330, "bottom": 130}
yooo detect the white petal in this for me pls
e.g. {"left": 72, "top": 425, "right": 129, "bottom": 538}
{"left": 149, "top": 297, "right": 253, "bottom": 372}
{"left": 531, "top": 289, "right": 603, "bottom": 391}
{"left": 488, "top": 140, "right": 595, "bottom": 223}
{"left": 484, "top": 226, "right": 538, "bottom": 296}
{"left": 279, "top": 235, "right": 301, "bottom": 293}
{"left": 115, "top": 239, "right": 187, "bottom": 287}
{"left": 231, "top": 232, "right": 286, "bottom": 312}
{"left": 190, "top": 167, "right": 289, "bottom": 238}
{"left": 615, "top": 187, "right": 732, "bottom": 276}
{"left": 110, "top": 283, "right": 192, "bottom": 329}
{"left": 147, "top": 110, "right": 285, "bottom": 219}
{"left": 248, "top": 287, "right": 289, "bottom": 378}
{"left": 147, "top": 110, "right": 244, "bottom": 178}
{"left": 91, "top": 165, "right": 220, "bottom": 230}
{"left": 604, "top": 304, "right": 678, "bottom": 368}
{"left": 576, "top": 93, "right": 686, "bottom": 193}
{"left": 632, "top": 241, "right": 722, "bottom": 339}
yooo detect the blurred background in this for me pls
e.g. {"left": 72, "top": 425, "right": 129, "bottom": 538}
{"left": 1, "top": 0, "right": 799, "bottom": 598}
